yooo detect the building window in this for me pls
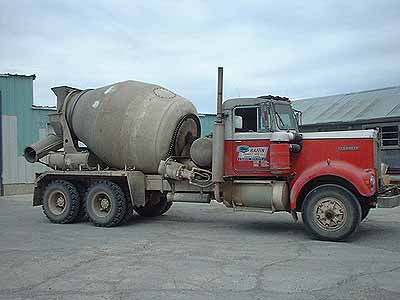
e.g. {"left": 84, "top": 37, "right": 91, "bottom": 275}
{"left": 381, "top": 125, "right": 400, "bottom": 148}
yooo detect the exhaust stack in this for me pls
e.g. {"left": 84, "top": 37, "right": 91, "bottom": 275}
{"left": 212, "top": 67, "right": 225, "bottom": 202}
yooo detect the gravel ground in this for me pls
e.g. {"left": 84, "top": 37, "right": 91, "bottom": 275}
{"left": 0, "top": 194, "right": 399, "bottom": 300}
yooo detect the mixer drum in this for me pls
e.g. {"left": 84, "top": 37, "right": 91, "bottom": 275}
{"left": 65, "top": 80, "right": 200, "bottom": 173}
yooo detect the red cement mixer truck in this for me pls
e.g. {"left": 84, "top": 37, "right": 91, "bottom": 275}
{"left": 24, "top": 67, "right": 400, "bottom": 241}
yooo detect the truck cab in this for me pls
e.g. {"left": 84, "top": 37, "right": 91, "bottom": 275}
{"left": 223, "top": 96, "right": 300, "bottom": 177}
{"left": 215, "top": 89, "right": 399, "bottom": 241}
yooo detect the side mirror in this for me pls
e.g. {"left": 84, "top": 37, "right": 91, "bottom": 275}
{"left": 293, "top": 109, "right": 302, "bottom": 126}
{"left": 234, "top": 115, "right": 243, "bottom": 129}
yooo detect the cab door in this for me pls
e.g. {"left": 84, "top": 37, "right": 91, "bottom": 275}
{"left": 232, "top": 104, "right": 272, "bottom": 175}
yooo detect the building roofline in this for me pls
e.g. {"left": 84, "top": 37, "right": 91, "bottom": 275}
{"left": 295, "top": 85, "right": 400, "bottom": 102}
{"left": 0, "top": 73, "right": 36, "bottom": 80}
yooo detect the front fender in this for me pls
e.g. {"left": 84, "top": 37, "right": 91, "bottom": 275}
{"left": 290, "top": 160, "right": 376, "bottom": 210}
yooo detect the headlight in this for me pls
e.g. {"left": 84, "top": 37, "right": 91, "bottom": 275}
{"left": 369, "top": 174, "right": 376, "bottom": 189}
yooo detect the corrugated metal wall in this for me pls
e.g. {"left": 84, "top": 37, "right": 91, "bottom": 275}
{"left": 2, "top": 115, "right": 49, "bottom": 184}
{"left": 199, "top": 114, "right": 216, "bottom": 137}
{"left": 0, "top": 74, "right": 51, "bottom": 185}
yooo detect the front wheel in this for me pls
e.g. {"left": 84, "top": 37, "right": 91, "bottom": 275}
{"left": 302, "top": 184, "right": 362, "bottom": 241}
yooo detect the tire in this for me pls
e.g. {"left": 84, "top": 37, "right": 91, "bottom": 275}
{"left": 75, "top": 182, "right": 88, "bottom": 222}
{"left": 134, "top": 192, "right": 172, "bottom": 217}
{"left": 85, "top": 180, "right": 127, "bottom": 227}
{"left": 120, "top": 188, "right": 134, "bottom": 225}
{"left": 361, "top": 205, "right": 371, "bottom": 221}
{"left": 302, "top": 184, "right": 362, "bottom": 241}
{"left": 42, "top": 180, "right": 81, "bottom": 224}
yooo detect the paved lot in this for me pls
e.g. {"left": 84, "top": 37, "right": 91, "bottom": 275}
{"left": 0, "top": 195, "right": 399, "bottom": 300}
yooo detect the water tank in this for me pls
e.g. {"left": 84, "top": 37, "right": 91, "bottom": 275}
{"left": 190, "top": 137, "right": 212, "bottom": 167}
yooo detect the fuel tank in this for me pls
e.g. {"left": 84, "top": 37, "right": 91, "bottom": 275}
{"left": 60, "top": 80, "right": 199, "bottom": 173}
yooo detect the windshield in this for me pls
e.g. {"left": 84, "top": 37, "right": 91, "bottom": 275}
{"left": 273, "top": 104, "right": 298, "bottom": 130}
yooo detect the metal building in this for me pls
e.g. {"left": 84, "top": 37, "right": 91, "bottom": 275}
{"left": 0, "top": 74, "right": 53, "bottom": 195}
{"left": 199, "top": 113, "right": 216, "bottom": 137}
{"left": 292, "top": 86, "right": 400, "bottom": 171}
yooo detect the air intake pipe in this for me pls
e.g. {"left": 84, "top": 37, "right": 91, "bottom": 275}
{"left": 24, "top": 133, "right": 63, "bottom": 163}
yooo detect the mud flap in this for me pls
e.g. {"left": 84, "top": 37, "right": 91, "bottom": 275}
{"left": 33, "top": 173, "right": 47, "bottom": 206}
{"left": 33, "top": 185, "right": 42, "bottom": 206}
{"left": 126, "top": 171, "right": 146, "bottom": 207}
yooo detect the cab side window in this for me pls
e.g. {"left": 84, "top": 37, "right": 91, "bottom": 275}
{"left": 234, "top": 107, "right": 258, "bottom": 132}
{"left": 234, "top": 105, "right": 271, "bottom": 133}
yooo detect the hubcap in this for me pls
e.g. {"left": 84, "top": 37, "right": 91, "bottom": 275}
{"left": 100, "top": 198, "right": 110, "bottom": 210}
{"left": 48, "top": 191, "right": 67, "bottom": 215}
{"left": 92, "top": 192, "right": 112, "bottom": 217}
{"left": 313, "top": 197, "right": 347, "bottom": 231}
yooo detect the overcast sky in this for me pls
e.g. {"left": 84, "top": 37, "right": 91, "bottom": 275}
{"left": 0, "top": 0, "right": 399, "bottom": 113}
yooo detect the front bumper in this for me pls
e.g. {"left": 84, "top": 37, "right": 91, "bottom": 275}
{"left": 377, "top": 194, "right": 400, "bottom": 208}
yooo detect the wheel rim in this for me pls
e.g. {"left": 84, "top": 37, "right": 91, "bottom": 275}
{"left": 313, "top": 197, "right": 347, "bottom": 231}
{"left": 92, "top": 192, "right": 112, "bottom": 217}
{"left": 48, "top": 191, "right": 67, "bottom": 215}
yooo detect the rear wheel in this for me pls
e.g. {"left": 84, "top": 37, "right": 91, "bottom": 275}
{"left": 42, "top": 180, "right": 81, "bottom": 224}
{"left": 134, "top": 192, "right": 172, "bottom": 217}
{"left": 120, "top": 188, "right": 134, "bottom": 224}
{"left": 302, "top": 184, "right": 361, "bottom": 241}
{"left": 75, "top": 182, "right": 88, "bottom": 222}
{"left": 85, "top": 181, "right": 127, "bottom": 227}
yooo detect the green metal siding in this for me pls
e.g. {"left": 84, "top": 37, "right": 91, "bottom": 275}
{"left": 32, "top": 108, "right": 52, "bottom": 133}
{"left": 0, "top": 74, "right": 39, "bottom": 155}
{"left": 0, "top": 74, "right": 52, "bottom": 185}
{"left": 199, "top": 114, "right": 216, "bottom": 137}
